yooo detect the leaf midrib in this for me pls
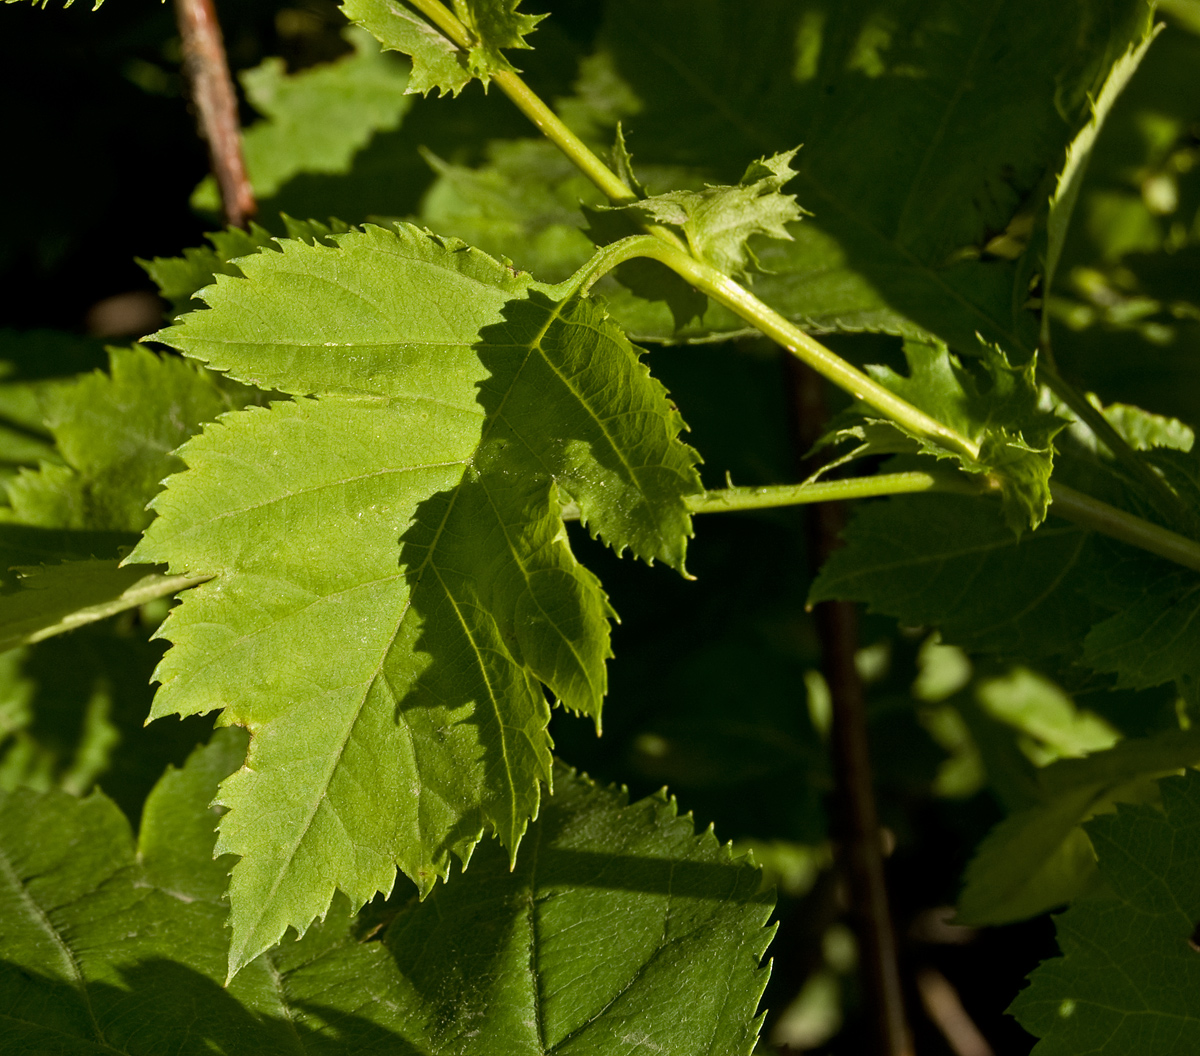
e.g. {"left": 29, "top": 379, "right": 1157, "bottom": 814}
{"left": 0, "top": 841, "right": 108, "bottom": 1048}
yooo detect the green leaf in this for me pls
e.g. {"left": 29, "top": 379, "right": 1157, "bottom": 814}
{"left": 0, "top": 737, "right": 773, "bottom": 1055}
{"left": 0, "top": 624, "right": 213, "bottom": 819}
{"left": 7, "top": 0, "right": 103, "bottom": 8}
{"left": 341, "top": 0, "right": 544, "bottom": 97}
{"left": 1010, "top": 769, "right": 1200, "bottom": 1052}
{"left": 1043, "top": 30, "right": 1161, "bottom": 299}
{"left": 0, "top": 560, "right": 205, "bottom": 654}
{"left": 451, "top": 0, "right": 545, "bottom": 80}
{"left": 139, "top": 225, "right": 279, "bottom": 318}
{"left": 191, "top": 28, "right": 413, "bottom": 215}
{"left": 0, "top": 329, "right": 108, "bottom": 472}
{"left": 1084, "top": 564, "right": 1200, "bottom": 692}
{"left": 610, "top": 148, "right": 805, "bottom": 281}
{"left": 421, "top": 139, "right": 605, "bottom": 282}
{"left": 822, "top": 339, "right": 1068, "bottom": 531}
{"left": 133, "top": 222, "right": 701, "bottom": 975}
{"left": 957, "top": 728, "right": 1200, "bottom": 925}
{"left": 365, "top": 764, "right": 774, "bottom": 1056}
{"left": 809, "top": 493, "right": 1102, "bottom": 657}
{"left": 3, "top": 345, "right": 249, "bottom": 534}
{"left": 342, "top": 0, "right": 471, "bottom": 97}
{"left": 599, "top": 0, "right": 1153, "bottom": 353}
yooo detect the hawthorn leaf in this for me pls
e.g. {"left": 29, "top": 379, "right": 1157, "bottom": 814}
{"left": 0, "top": 560, "right": 205, "bottom": 654}
{"left": 598, "top": 0, "right": 1153, "bottom": 353}
{"left": 609, "top": 148, "right": 805, "bottom": 281}
{"left": 1011, "top": 770, "right": 1200, "bottom": 1053}
{"left": 1044, "top": 30, "right": 1162, "bottom": 299}
{"left": 139, "top": 224, "right": 279, "bottom": 317}
{"left": 134, "top": 222, "right": 701, "bottom": 976}
{"left": 809, "top": 493, "right": 1102, "bottom": 657}
{"left": 3, "top": 345, "right": 247, "bottom": 534}
{"left": 421, "top": 139, "right": 605, "bottom": 282}
{"left": 7, "top": 0, "right": 102, "bottom": 8}
{"left": 0, "top": 740, "right": 773, "bottom": 1055}
{"left": 191, "top": 29, "right": 413, "bottom": 215}
{"left": 0, "top": 741, "right": 296, "bottom": 1056}
{"left": 140, "top": 218, "right": 351, "bottom": 318}
{"left": 1084, "top": 564, "right": 1200, "bottom": 691}
{"left": 957, "top": 728, "right": 1200, "bottom": 926}
{"left": 0, "top": 329, "right": 108, "bottom": 472}
{"left": 364, "top": 764, "right": 774, "bottom": 1056}
{"left": 341, "top": 0, "right": 470, "bottom": 97}
{"left": 450, "top": 0, "right": 545, "bottom": 79}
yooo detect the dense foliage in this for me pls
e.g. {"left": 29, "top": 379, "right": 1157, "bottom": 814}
{"left": 2, "top": 0, "right": 1200, "bottom": 1052}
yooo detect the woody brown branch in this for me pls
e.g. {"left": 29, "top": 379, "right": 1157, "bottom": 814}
{"left": 788, "top": 356, "right": 914, "bottom": 1056}
{"left": 173, "top": 0, "right": 255, "bottom": 228}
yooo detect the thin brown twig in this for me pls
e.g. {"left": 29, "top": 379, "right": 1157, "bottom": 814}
{"left": 916, "top": 967, "right": 994, "bottom": 1056}
{"left": 788, "top": 356, "right": 914, "bottom": 1056}
{"left": 173, "top": 0, "right": 255, "bottom": 228}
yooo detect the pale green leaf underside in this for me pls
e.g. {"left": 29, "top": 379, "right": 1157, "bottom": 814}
{"left": 615, "top": 148, "right": 804, "bottom": 281}
{"left": 1011, "top": 771, "right": 1200, "bottom": 1053}
{"left": 0, "top": 739, "right": 773, "bottom": 1056}
{"left": 136, "top": 223, "right": 700, "bottom": 975}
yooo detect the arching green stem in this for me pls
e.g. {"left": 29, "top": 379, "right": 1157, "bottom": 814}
{"left": 565, "top": 237, "right": 982, "bottom": 461}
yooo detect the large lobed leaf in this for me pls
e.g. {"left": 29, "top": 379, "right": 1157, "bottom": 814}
{"left": 0, "top": 732, "right": 774, "bottom": 1055}
{"left": 135, "top": 221, "right": 701, "bottom": 975}
{"left": 1011, "top": 769, "right": 1200, "bottom": 1053}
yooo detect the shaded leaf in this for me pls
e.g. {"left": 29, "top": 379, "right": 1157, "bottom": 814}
{"left": 1010, "top": 770, "right": 1200, "bottom": 1053}
{"left": 809, "top": 493, "right": 1101, "bottom": 657}
{"left": 822, "top": 339, "right": 1068, "bottom": 530}
{"left": 3, "top": 345, "right": 249, "bottom": 534}
{"left": 957, "top": 728, "right": 1200, "bottom": 925}
{"left": 0, "top": 738, "right": 773, "bottom": 1056}
{"left": 597, "top": 0, "right": 1152, "bottom": 353}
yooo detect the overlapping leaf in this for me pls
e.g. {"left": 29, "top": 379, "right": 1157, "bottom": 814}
{"left": 1010, "top": 769, "right": 1200, "bottom": 1053}
{"left": 0, "top": 346, "right": 247, "bottom": 651}
{"left": 134, "top": 221, "right": 701, "bottom": 975}
{"left": 1, "top": 729, "right": 772, "bottom": 1055}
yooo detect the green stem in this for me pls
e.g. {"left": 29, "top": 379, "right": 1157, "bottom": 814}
{"left": 687, "top": 472, "right": 983, "bottom": 514}
{"left": 1049, "top": 482, "right": 1200, "bottom": 573}
{"left": 626, "top": 240, "right": 982, "bottom": 461}
{"left": 1041, "top": 365, "right": 1197, "bottom": 532}
{"left": 404, "top": 0, "right": 634, "bottom": 203}
{"left": 407, "top": 0, "right": 1200, "bottom": 579}
{"left": 560, "top": 471, "right": 982, "bottom": 522}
